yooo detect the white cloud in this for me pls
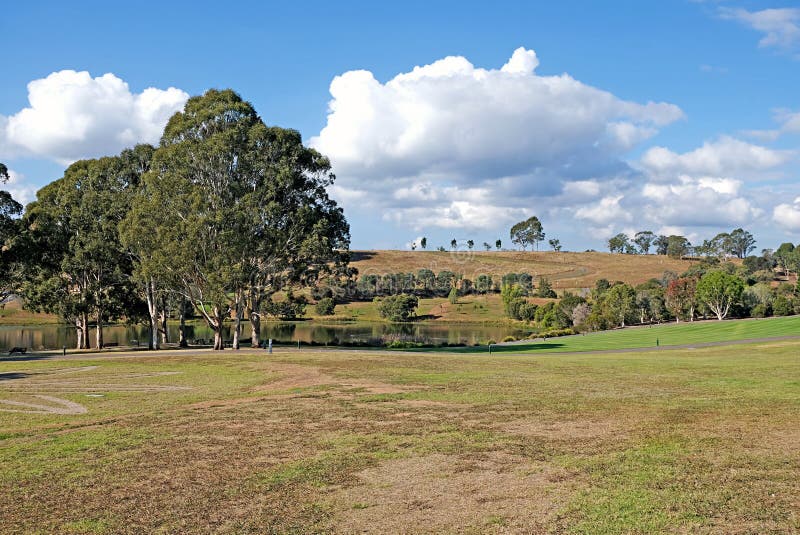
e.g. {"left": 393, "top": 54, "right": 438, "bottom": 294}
{"left": 1, "top": 70, "right": 188, "bottom": 164}
{"left": 773, "top": 197, "right": 800, "bottom": 231}
{"left": 312, "top": 47, "right": 682, "bottom": 231}
{"left": 385, "top": 201, "right": 528, "bottom": 231}
{"left": 574, "top": 195, "right": 632, "bottom": 226}
{"left": 641, "top": 175, "right": 761, "bottom": 227}
{"left": 640, "top": 136, "right": 793, "bottom": 180}
{"left": 720, "top": 7, "right": 800, "bottom": 51}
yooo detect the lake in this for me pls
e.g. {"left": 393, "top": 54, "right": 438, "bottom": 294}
{"left": 0, "top": 321, "right": 532, "bottom": 350}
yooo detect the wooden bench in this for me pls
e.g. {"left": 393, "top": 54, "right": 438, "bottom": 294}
{"left": 8, "top": 347, "right": 26, "bottom": 355}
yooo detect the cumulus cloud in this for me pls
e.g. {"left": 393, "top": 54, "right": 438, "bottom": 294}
{"left": 720, "top": 7, "right": 800, "bottom": 52}
{"left": 574, "top": 195, "right": 632, "bottom": 226}
{"left": 639, "top": 136, "right": 793, "bottom": 180}
{"left": 311, "top": 47, "right": 683, "bottom": 230}
{"left": 773, "top": 197, "right": 800, "bottom": 231}
{"left": 640, "top": 175, "right": 762, "bottom": 227}
{"left": 0, "top": 70, "right": 188, "bottom": 164}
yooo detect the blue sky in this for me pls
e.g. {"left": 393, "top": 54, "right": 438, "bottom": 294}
{"left": 2, "top": 0, "right": 799, "bottom": 251}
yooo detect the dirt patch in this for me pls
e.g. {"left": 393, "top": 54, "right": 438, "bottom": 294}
{"left": 257, "top": 362, "right": 415, "bottom": 396}
{"left": 329, "top": 452, "right": 578, "bottom": 533}
{"left": 499, "top": 416, "right": 634, "bottom": 442}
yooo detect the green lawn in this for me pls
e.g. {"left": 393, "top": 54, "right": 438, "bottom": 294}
{"left": 2, "top": 341, "right": 800, "bottom": 533}
{"left": 439, "top": 315, "right": 800, "bottom": 354}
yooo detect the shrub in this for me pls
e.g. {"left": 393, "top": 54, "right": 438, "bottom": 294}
{"left": 540, "top": 328, "right": 575, "bottom": 338}
{"left": 315, "top": 297, "right": 336, "bottom": 316}
{"left": 376, "top": 294, "right": 419, "bottom": 322}
{"left": 502, "top": 335, "right": 517, "bottom": 342}
{"left": 772, "top": 295, "right": 793, "bottom": 317}
{"left": 750, "top": 303, "right": 770, "bottom": 318}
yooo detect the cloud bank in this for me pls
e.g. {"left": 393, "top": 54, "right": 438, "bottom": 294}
{"left": 1, "top": 70, "right": 188, "bottom": 165}
{"left": 312, "top": 47, "right": 684, "bottom": 230}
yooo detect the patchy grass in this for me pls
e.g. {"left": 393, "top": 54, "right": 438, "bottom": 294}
{"left": 2, "top": 341, "right": 799, "bottom": 533}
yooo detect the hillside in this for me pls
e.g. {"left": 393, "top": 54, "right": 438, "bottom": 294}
{"left": 350, "top": 250, "right": 700, "bottom": 291}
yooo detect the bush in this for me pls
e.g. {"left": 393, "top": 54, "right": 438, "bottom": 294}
{"left": 750, "top": 303, "right": 770, "bottom": 318}
{"left": 772, "top": 295, "right": 793, "bottom": 317}
{"left": 264, "top": 292, "right": 307, "bottom": 320}
{"left": 315, "top": 297, "right": 336, "bottom": 316}
{"left": 502, "top": 335, "right": 517, "bottom": 342}
{"left": 540, "top": 328, "right": 575, "bottom": 338}
{"left": 376, "top": 294, "right": 419, "bottom": 322}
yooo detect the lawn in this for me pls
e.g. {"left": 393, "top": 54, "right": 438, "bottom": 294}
{"left": 440, "top": 314, "right": 800, "bottom": 354}
{"left": 2, "top": 341, "right": 799, "bottom": 533}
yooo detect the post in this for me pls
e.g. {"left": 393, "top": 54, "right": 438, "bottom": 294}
{"left": 62, "top": 345, "right": 66, "bottom": 356}
{"left": 489, "top": 344, "right": 492, "bottom": 355}
{"left": 297, "top": 340, "right": 300, "bottom": 350}
{"left": 268, "top": 338, "right": 273, "bottom": 354}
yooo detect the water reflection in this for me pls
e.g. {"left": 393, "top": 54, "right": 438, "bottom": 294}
{"left": 0, "top": 321, "right": 531, "bottom": 350}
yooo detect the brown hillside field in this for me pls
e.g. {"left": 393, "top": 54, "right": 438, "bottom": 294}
{"left": 350, "top": 250, "right": 699, "bottom": 291}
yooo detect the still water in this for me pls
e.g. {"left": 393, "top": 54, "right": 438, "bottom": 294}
{"left": 0, "top": 321, "right": 532, "bottom": 350}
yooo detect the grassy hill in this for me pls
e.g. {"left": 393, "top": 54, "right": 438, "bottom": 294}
{"left": 350, "top": 250, "right": 699, "bottom": 291}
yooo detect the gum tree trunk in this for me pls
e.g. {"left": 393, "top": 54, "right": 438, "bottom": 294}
{"left": 145, "top": 278, "right": 159, "bottom": 350}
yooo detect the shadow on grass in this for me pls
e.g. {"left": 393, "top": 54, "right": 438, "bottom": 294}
{"left": 0, "top": 372, "right": 29, "bottom": 380}
{"left": 0, "top": 355, "right": 51, "bottom": 363}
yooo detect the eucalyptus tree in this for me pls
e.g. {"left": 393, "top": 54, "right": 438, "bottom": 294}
{"left": 510, "top": 216, "right": 544, "bottom": 250}
{"left": 19, "top": 154, "right": 144, "bottom": 349}
{"left": 0, "top": 163, "right": 23, "bottom": 303}
{"left": 123, "top": 90, "right": 349, "bottom": 350}
{"left": 633, "top": 231, "right": 655, "bottom": 254}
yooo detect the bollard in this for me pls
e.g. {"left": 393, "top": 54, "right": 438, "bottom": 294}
{"left": 268, "top": 338, "right": 273, "bottom": 354}
{"left": 62, "top": 345, "right": 66, "bottom": 356}
{"left": 297, "top": 340, "right": 300, "bottom": 350}
{"left": 488, "top": 344, "right": 492, "bottom": 355}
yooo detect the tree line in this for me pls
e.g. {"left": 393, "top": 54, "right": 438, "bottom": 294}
{"left": 606, "top": 229, "right": 759, "bottom": 259}
{"left": 501, "top": 255, "right": 800, "bottom": 333}
{"left": 0, "top": 90, "right": 350, "bottom": 350}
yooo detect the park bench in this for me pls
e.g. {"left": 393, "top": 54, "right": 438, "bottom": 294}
{"left": 8, "top": 347, "right": 27, "bottom": 355}
{"left": 102, "top": 342, "right": 119, "bottom": 348}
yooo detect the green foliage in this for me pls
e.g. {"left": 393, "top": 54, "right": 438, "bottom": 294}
{"left": 315, "top": 297, "right": 336, "bottom": 316}
{"left": 600, "top": 283, "right": 637, "bottom": 327}
{"left": 376, "top": 294, "right": 419, "bottom": 322}
{"left": 448, "top": 287, "right": 458, "bottom": 305}
{"left": 509, "top": 216, "right": 544, "bottom": 250}
{"left": 474, "top": 274, "right": 493, "bottom": 294}
{"left": 536, "top": 276, "right": 556, "bottom": 298}
{"left": 666, "top": 235, "right": 690, "bottom": 258}
{"left": 265, "top": 291, "right": 307, "bottom": 320}
{"left": 696, "top": 271, "right": 744, "bottom": 320}
{"left": 120, "top": 89, "right": 349, "bottom": 349}
{"left": 607, "top": 233, "right": 632, "bottom": 254}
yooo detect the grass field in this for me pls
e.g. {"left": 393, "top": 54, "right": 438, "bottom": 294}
{"left": 2, "top": 336, "right": 800, "bottom": 533}
{"left": 446, "top": 314, "right": 800, "bottom": 354}
{"left": 351, "top": 250, "right": 701, "bottom": 291}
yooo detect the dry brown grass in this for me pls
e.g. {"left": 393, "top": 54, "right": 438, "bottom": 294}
{"left": 351, "top": 250, "right": 699, "bottom": 290}
{"left": 2, "top": 342, "right": 800, "bottom": 533}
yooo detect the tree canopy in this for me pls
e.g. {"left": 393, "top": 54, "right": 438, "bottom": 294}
{"left": 510, "top": 216, "right": 544, "bottom": 250}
